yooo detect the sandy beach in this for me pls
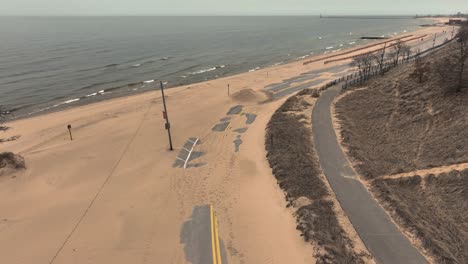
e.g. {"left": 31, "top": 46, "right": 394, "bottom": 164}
{"left": 0, "top": 20, "right": 453, "bottom": 263}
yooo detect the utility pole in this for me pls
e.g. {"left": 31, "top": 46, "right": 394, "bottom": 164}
{"left": 433, "top": 33, "right": 437, "bottom": 48}
{"left": 451, "top": 27, "right": 455, "bottom": 39}
{"left": 160, "top": 81, "right": 173, "bottom": 151}
{"left": 227, "top": 84, "right": 230, "bottom": 96}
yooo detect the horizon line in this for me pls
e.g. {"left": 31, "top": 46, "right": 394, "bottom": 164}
{"left": 0, "top": 14, "right": 456, "bottom": 18}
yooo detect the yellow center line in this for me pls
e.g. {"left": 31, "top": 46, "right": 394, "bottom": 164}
{"left": 214, "top": 214, "right": 222, "bottom": 264}
{"left": 210, "top": 205, "right": 217, "bottom": 264}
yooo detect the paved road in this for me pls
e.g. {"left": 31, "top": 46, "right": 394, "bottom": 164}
{"left": 311, "top": 85, "right": 428, "bottom": 264}
{"left": 180, "top": 205, "right": 227, "bottom": 264}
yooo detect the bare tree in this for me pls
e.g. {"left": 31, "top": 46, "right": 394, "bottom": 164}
{"left": 388, "top": 40, "right": 410, "bottom": 66}
{"left": 372, "top": 44, "right": 387, "bottom": 74}
{"left": 351, "top": 53, "right": 374, "bottom": 79}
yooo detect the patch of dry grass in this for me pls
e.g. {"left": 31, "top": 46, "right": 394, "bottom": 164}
{"left": 371, "top": 169, "right": 468, "bottom": 264}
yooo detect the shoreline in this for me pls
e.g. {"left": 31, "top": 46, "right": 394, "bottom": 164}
{"left": 3, "top": 18, "right": 438, "bottom": 122}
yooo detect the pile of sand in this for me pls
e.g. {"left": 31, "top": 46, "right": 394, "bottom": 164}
{"left": 0, "top": 152, "right": 26, "bottom": 176}
{"left": 230, "top": 88, "right": 267, "bottom": 103}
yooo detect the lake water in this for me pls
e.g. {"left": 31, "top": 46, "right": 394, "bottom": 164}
{"left": 0, "top": 16, "right": 431, "bottom": 119}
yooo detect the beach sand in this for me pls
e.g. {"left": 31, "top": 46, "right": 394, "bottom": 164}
{"left": 0, "top": 21, "right": 452, "bottom": 264}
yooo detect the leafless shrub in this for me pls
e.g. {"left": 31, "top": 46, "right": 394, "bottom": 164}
{"left": 351, "top": 53, "right": 375, "bottom": 78}
{"left": 372, "top": 47, "right": 386, "bottom": 74}
{"left": 410, "top": 57, "right": 431, "bottom": 83}
{"left": 0, "top": 152, "right": 26, "bottom": 170}
{"left": 387, "top": 40, "right": 410, "bottom": 66}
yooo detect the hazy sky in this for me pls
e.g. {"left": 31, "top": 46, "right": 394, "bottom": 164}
{"left": 1, "top": 0, "right": 467, "bottom": 16}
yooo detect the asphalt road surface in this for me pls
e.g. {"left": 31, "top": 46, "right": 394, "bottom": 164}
{"left": 180, "top": 205, "right": 227, "bottom": 264}
{"left": 312, "top": 85, "right": 428, "bottom": 264}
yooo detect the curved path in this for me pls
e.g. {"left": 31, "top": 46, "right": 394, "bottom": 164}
{"left": 312, "top": 85, "right": 428, "bottom": 264}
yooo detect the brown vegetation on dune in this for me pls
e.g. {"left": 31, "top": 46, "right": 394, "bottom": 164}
{"left": 0, "top": 152, "right": 26, "bottom": 176}
{"left": 266, "top": 90, "right": 370, "bottom": 263}
{"left": 335, "top": 43, "right": 468, "bottom": 179}
{"left": 371, "top": 169, "right": 468, "bottom": 264}
{"left": 334, "top": 34, "right": 468, "bottom": 263}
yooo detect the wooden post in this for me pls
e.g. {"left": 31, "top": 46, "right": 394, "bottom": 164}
{"left": 67, "top": 124, "right": 73, "bottom": 141}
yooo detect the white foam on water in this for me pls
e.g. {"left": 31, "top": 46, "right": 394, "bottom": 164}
{"left": 339, "top": 44, "right": 344, "bottom": 47}
{"left": 98, "top": 90, "right": 105, "bottom": 94}
{"left": 326, "top": 46, "right": 334, "bottom": 50}
{"left": 64, "top": 98, "right": 80, "bottom": 104}
{"left": 144, "top": 80, "right": 154, "bottom": 84}
{"left": 349, "top": 42, "right": 356, "bottom": 45}
{"left": 85, "top": 93, "right": 97, "bottom": 97}
{"left": 163, "top": 81, "right": 168, "bottom": 85}
{"left": 132, "top": 64, "right": 141, "bottom": 67}
{"left": 331, "top": 49, "right": 342, "bottom": 53}
{"left": 190, "top": 67, "right": 217, "bottom": 75}
{"left": 248, "top": 67, "right": 261, "bottom": 72}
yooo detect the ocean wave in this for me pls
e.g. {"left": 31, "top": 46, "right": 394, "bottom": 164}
{"left": 64, "top": 98, "right": 80, "bottom": 104}
{"left": 144, "top": 79, "right": 154, "bottom": 84}
{"left": 132, "top": 64, "right": 141, "bottom": 67}
{"left": 331, "top": 49, "right": 342, "bottom": 53}
{"left": 77, "top": 79, "right": 127, "bottom": 91}
{"left": 349, "top": 42, "right": 356, "bottom": 45}
{"left": 325, "top": 46, "right": 334, "bottom": 50}
{"left": 249, "top": 67, "right": 261, "bottom": 72}
{"left": 52, "top": 98, "right": 80, "bottom": 107}
{"left": 104, "top": 63, "right": 118, "bottom": 68}
{"left": 190, "top": 65, "right": 225, "bottom": 75}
